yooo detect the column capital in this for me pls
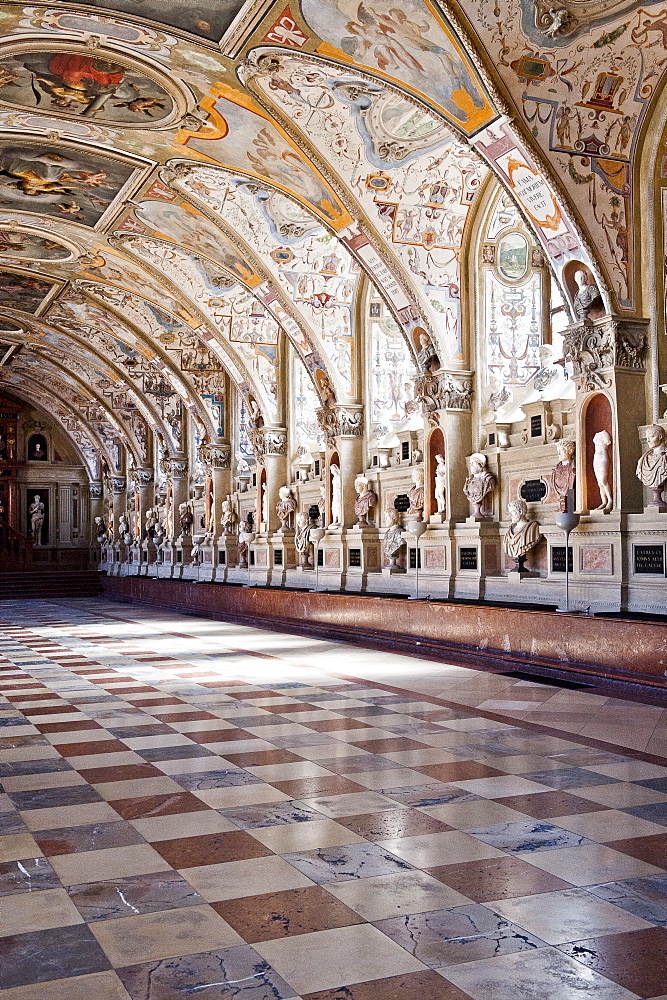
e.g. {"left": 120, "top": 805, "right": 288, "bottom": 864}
{"left": 248, "top": 427, "right": 287, "bottom": 460}
{"left": 563, "top": 315, "right": 649, "bottom": 392}
{"left": 89, "top": 481, "right": 103, "bottom": 500}
{"left": 110, "top": 476, "right": 127, "bottom": 495}
{"left": 199, "top": 443, "right": 232, "bottom": 473}
{"left": 316, "top": 405, "right": 363, "bottom": 447}
{"left": 413, "top": 370, "right": 473, "bottom": 426}
{"left": 161, "top": 458, "right": 188, "bottom": 479}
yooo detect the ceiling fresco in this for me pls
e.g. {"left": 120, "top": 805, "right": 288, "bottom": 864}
{"left": 0, "top": 0, "right": 662, "bottom": 474}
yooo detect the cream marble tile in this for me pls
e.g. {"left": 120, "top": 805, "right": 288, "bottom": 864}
{"left": 181, "top": 854, "right": 315, "bottom": 901}
{"left": 0, "top": 887, "right": 83, "bottom": 935}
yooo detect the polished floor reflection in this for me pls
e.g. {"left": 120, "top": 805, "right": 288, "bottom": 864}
{"left": 0, "top": 597, "right": 666, "bottom": 1000}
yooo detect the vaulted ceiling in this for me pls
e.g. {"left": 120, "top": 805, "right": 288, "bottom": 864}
{"left": 0, "top": 0, "right": 663, "bottom": 473}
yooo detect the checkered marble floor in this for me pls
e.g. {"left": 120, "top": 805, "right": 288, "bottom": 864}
{"left": 1, "top": 597, "right": 666, "bottom": 1000}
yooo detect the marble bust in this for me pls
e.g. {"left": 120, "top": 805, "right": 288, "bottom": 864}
{"left": 383, "top": 508, "right": 404, "bottom": 569}
{"left": 636, "top": 424, "right": 667, "bottom": 506}
{"left": 408, "top": 468, "right": 425, "bottom": 519}
{"left": 354, "top": 476, "right": 377, "bottom": 525}
{"left": 463, "top": 453, "right": 496, "bottom": 518}
{"left": 221, "top": 497, "right": 237, "bottom": 533}
{"left": 551, "top": 439, "right": 576, "bottom": 512}
{"left": 276, "top": 485, "right": 297, "bottom": 529}
{"left": 294, "top": 511, "right": 313, "bottom": 567}
{"left": 573, "top": 269, "right": 602, "bottom": 320}
{"left": 417, "top": 331, "right": 439, "bottom": 373}
{"left": 503, "top": 499, "right": 541, "bottom": 572}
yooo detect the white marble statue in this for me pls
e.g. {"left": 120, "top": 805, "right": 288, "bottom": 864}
{"left": 408, "top": 468, "right": 425, "bottom": 519}
{"left": 276, "top": 485, "right": 297, "bottom": 529}
{"left": 354, "top": 476, "right": 377, "bottom": 525}
{"left": 294, "top": 511, "right": 313, "bottom": 568}
{"left": 636, "top": 424, "right": 667, "bottom": 506}
{"left": 573, "top": 269, "right": 602, "bottom": 320}
{"left": 463, "top": 453, "right": 496, "bottom": 518}
{"left": 330, "top": 463, "right": 342, "bottom": 526}
{"left": 383, "top": 508, "right": 404, "bottom": 569}
{"left": 318, "top": 483, "right": 326, "bottom": 526}
{"left": 504, "top": 499, "right": 541, "bottom": 571}
{"left": 29, "top": 494, "right": 45, "bottom": 543}
{"left": 261, "top": 485, "right": 269, "bottom": 527}
{"left": 221, "top": 496, "right": 237, "bottom": 533}
{"left": 434, "top": 454, "right": 446, "bottom": 514}
{"left": 551, "top": 439, "right": 576, "bottom": 512}
{"left": 593, "top": 429, "right": 613, "bottom": 512}
{"left": 118, "top": 511, "right": 131, "bottom": 544}
{"left": 94, "top": 515, "right": 108, "bottom": 542}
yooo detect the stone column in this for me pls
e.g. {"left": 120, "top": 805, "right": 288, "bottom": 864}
{"left": 89, "top": 481, "right": 104, "bottom": 541}
{"left": 563, "top": 316, "right": 649, "bottom": 513}
{"left": 414, "top": 371, "right": 474, "bottom": 524}
{"left": 168, "top": 458, "right": 189, "bottom": 537}
{"left": 249, "top": 427, "right": 288, "bottom": 534}
{"left": 136, "top": 469, "right": 154, "bottom": 539}
{"left": 110, "top": 476, "right": 127, "bottom": 540}
{"left": 317, "top": 405, "right": 365, "bottom": 528}
{"left": 200, "top": 444, "right": 232, "bottom": 542}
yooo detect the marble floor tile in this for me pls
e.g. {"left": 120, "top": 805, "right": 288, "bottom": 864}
{"left": 325, "top": 869, "right": 471, "bottom": 920}
{"left": 20, "top": 800, "right": 121, "bottom": 832}
{"left": 464, "top": 820, "right": 592, "bottom": 854}
{"left": 281, "top": 842, "right": 414, "bottom": 884}
{"left": 153, "top": 831, "right": 273, "bottom": 868}
{"left": 109, "top": 791, "right": 212, "bottom": 820}
{"left": 550, "top": 809, "right": 666, "bottom": 843}
{"left": 333, "top": 809, "right": 451, "bottom": 841}
{"left": 380, "top": 784, "right": 481, "bottom": 809}
{"left": 300, "top": 968, "right": 473, "bottom": 1000}
{"left": 181, "top": 855, "right": 315, "bottom": 902}
{"left": 586, "top": 876, "right": 667, "bottom": 926}
{"left": 495, "top": 790, "right": 605, "bottom": 819}
{"left": 0, "top": 969, "right": 133, "bottom": 1000}
{"left": 194, "top": 784, "right": 292, "bottom": 808}
{"left": 34, "top": 820, "right": 145, "bottom": 856}
{"left": 116, "top": 943, "right": 296, "bottom": 1000}
{"left": 213, "top": 884, "right": 365, "bottom": 941}
{"left": 0, "top": 885, "right": 84, "bottom": 935}
{"left": 300, "top": 791, "right": 403, "bottom": 818}
{"left": 0, "top": 923, "right": 112, "bottom": 989}
{"left": 604, "top": 833, "right": 667, "bottom": 868}
{"left": 621, "top": 802, "right": 667, "bottom": 826}
{"left": 0, "top": 769, "right": 88, "bottom": 792}
{"left": 451, "top": 776, "right": 552, "bottom": 798}
{"left": 219, "top": 800, "right": 324, "bottom": 830}
{"left": 426, "top": 856, "right": 574, "bottom": 901}
{"left": 67, "top": 869, "right": 204, "bottom": 921}
{"left": 440, "top": 944, "right": 639, "bottom": 1000}
{"left": 419, "top": 800, "right": 537, "bottom": 830}
{"left": 574, "top": 783, "right": 667, "bottom": 808}
{"left": 49, "top": 842, "right": 172, "bottom": 886}
{"left": 375, "top": 903, "right": 546, "bottom": 968}
{"left": 168, "top": 767, "right": 260, "bottom": 791}
{"left": 558, "top": 926, "right": 667, "bottom": 997}
{"left": 0, "top": 831, "right": 44, "bottom": 862}
{"left": 0, "top": 854, "right": 61, "bottom": 895}
{"left": 254, "top": 922, "right": 426, "bottom": 995}
{"left": 515, "top": 843, "right": 664, "bottom": 886}
{"left": 249, "top": 818, "right": 364, "bottom": 853}
{"left": 521, "top": 769, "right": 620, "bottom": 789}
{"left": 131, "top": 809, "right": 238, "bottom": 842}
{"left": 488, "top": 887, "right": 654, "bottom": 944}
{"left": 376, "top": 830, "right": 504, "bottom": 868}
{"left": 8, "top": 783, "right": 102, "bottom": 811}
{"left": 90, "top": 902, "right": 244, "bottom": 966}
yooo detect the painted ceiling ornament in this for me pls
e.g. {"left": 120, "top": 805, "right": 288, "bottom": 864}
{"left": 528, "top": 0, "right": 644, "bottom": 44}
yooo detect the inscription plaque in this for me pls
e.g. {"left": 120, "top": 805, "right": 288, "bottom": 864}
{"left": 349, "top": 548, "right": 361, "bottom": 567}
{"left": 274, "top": 549, "right": 283, "bottom": 566}
{"left": 633, "top": 545, "right": 665, "bottom": 575}
{"left": 530, "top": 414, "right": 542, "bottom": 437}
{"left": 394, "top": 493, "right": 411, "bottom": 512}
{"left": 459, "top": 547, "right": 478, "bottom": 570}
{"left": 551, "top": 546, "right": 573, "bottom": 573}
{"left": 409, "top": 547, "right": 422, "bottom": 569}
{"left": 308, "top": 503, "right": 321, "bottom": 522}
{"left": 520, "top": 479, "right": 548, "bottom": 503}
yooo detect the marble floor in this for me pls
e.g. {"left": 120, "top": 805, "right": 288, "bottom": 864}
{"left": 1, "top": 597, "right": 666, "bottom": 1000}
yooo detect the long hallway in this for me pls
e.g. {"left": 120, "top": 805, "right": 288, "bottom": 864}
{"left": 1, "top": 599, "right": 666, "bottom": 999}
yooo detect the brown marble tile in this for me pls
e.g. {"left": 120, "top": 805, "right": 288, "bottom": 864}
{"left": 34, "top": 721, "right": 103, "bottom": 734}
{"left": 497, "top": 790, "right": 607, "bottom": 819}
{"left": 559, "top": 926, "right": 667, "bottom": 996}
{"left": 122, "top": 697, "right": 184, "bottom": 707}
{"left": 301, "top": 970, "right": 473, "bottom": 1000}
{"left": 427, "top": 855, "right": 575, "bottom": 901}
{"left": 306, "top": 719, "right": 373, "bottom": 732}
{"left": 227, "top": 689, "right": 279, "bottom": 698}
{"left": 335, "top": 809, "right": 452, "bottom": 841}
{"left": 270, "top": 776, "right": 367, "bottom": 798}
{"left": 109, "top": 792, "right": 212, "bottom": 820}
{"left": 221, "top": 749, "right": 302, "bottom": 767}
{"left": 185, "top": 728, "right": 252, "bottom": 744}
{"left": 78, "top": 764, "right": 163, "bottom": 784}
{"left": 348, "top": 738, "right": 426, "bottom": 754}
{"left": 22, "top": 706, "right": 80, "bottom": 717}
{"left": 53, "top": 740, "right": 127, "bottom": 757}
{"left": 263, "top": 702, "right": 320, "bottom": 714}
{"left": 415, "top": 761, "right": 506, "bottom": 782}
{"left": 153, "top": 830, "right": 273, "bottom": 868}
{"left": 213, "top": 884, "right": 365, "bottom": 942}
{"left": 604, "top": 833, "right": 667, "bottom": 868}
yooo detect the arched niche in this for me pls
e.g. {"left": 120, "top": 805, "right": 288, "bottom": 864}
{"left": 426, "top": 427, "right": 445, "bottom": 520}
{"left": 583, "top": 392, "right": 613, "bottom": 512}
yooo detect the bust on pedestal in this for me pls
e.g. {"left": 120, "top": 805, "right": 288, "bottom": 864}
{"left": 636, "top": 424, "right": 667, "bottom": 512}
{"left": 551, "top": 439, "right": 576, "bottom": 513}
{"left": 504, "top": 499, "right": 541, "bottom": 578}
{"left": 295, "top": 512, "right": 313, "bottom": 568}
{"left": 354, "top": 476, "right": 377, "bottom": 526}
{"left": 464, "top": 453, "right": 496, "bottom": 520}
{"left": 276, "top": 485, "right": 297, "bottom": 530}
{"left": 383, "top": 508, "right": 405, "bottom": 572}
{"left": 408, "top": 468, "right": 425, "bottom": 520}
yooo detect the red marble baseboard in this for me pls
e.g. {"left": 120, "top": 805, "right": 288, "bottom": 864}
{"left": 100, "top": 576, "right": 667, "bottom": 689}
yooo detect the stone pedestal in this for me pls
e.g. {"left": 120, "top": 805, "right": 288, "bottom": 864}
{"left": 344, "top": 527, "right": 381, "bottom": 592}
{"left": 452, "top": 520, "right": 501, "bottom": 601}
{"left": 140, "top": 538, "right": 157, "bottom": 574}
{"left": 270, "top": 529, "right": 296, "bottom": 586}
{"left": 247, "top": 536, "right": 270, "bottom": 586}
